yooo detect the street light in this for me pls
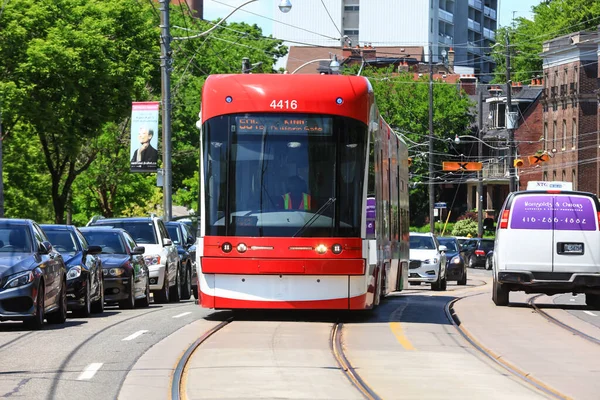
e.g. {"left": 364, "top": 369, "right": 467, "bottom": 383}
{"left": 329, "top": 55, "right": 340, "bottom": 73}
{"left": 278, "top": 0, "right": 292, "bottom": 13}
{"left": 453, "top": 134, "right": 509, "bottom": 150}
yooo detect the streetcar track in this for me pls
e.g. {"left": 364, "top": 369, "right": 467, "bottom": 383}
{"left": 445, "top": 295, "right": 570, "bottom": 400}
{"left": 528, "top": 294, "right": 600, "bottom": 346}
{"left": 171, "top": 318, "right": 232, "bottom": 400}
{"left": 330, "top": 322, "right": 382, "bottom": 400}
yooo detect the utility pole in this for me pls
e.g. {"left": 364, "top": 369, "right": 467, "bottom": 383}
{"left": 159, "top": 0, "right": 173, "bottom": 221}
{"left": 506, "top": 33, "right": 516, "bottom": 192}
{"left": 477, "top": 90, "right": 484, "bottom": 237}
{"left": 428, "top": 45, "right": 435, "bottom": 233}
{"left": 242, "top": 57, "right": 250, "bottom": 74}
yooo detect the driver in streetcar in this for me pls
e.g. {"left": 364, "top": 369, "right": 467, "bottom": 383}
{"left": 278, "top": 175, "right": 312, "bottom": 211}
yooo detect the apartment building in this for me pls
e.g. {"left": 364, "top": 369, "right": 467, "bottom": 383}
{"left": 273, "top": 0, "right": 497, "bottom": 81}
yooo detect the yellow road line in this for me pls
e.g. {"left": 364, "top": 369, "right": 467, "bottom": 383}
{"left": 389, "top": 322, "right": 416, "bottom": 350}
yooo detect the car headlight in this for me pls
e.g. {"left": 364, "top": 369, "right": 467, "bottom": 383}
{"left": 4, "top": 271, "right": 35, "bottom": 289}
{"left": 452, "top": 256, "right": 462, "bottom": 264}
{"left": 67, "top": 266, "right": 82, "bottom": 280}
{"left": 424, "top": 258, "right": 438, "bottom": 265}
{"left": 102, "top": 268, "right": 125, "bottom": 277}
{"left": 144, "top": 254, "right": 161, "bottom": 266}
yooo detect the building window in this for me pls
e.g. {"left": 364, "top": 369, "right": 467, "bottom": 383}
{"left": 543, "top": 171, "right": 548, "bottom": 181}
{"left": 574, "top": 66, "right": 578, "bottom": 84}
{"left": 343, "top": 29, "right": 359, "bottom": 35}
{"left": 553, "top": 170, "right": 557, "bottom": 181}
{"left": 552, "top": 121, "right": 557, "bottom": 149}
{"left": 344, "top": 5, "right": 359, "bottom": 11}
{"left": 572, "top": 118, "right": 577, "bottom": 149}
{"left": 543, "top": 122, "right": 548, "bottom": 151}
{"left": 562, "top": 120, "right": 566, "bottom": 150}
{"left": 562, "top": 170, "right": 566, "bottom": 182}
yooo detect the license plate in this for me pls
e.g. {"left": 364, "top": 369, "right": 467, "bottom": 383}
{"left": 562, "top": 243, "right": 583, "bottom": 254}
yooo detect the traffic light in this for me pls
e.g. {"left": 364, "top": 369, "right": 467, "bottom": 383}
{"left": 514, "top": 159, "right": 524, "bottom": 167}
{"left": 407, "top": 157, "right": 412, "bottom": 167}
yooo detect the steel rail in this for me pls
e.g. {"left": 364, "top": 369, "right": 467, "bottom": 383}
{"left": 171, "top": 318, "right": 232, "bottom": 400}
{"left": 529, "top": 294, "right": 600, "bottom": 346}
{"left": 330, "top": 322, "right": 382, "bottom": 400}
{"left": 445, "top": 295, "right": 571, "bottom": 400}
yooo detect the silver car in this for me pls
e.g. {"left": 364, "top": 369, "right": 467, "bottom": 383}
{"left": 408, "top": 233, "right": 447, "bottom": 291}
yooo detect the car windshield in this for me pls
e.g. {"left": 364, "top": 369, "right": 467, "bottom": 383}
{"left": 0, "top": 225, "right": 33, "bottom": 253}
{"left": 437, "top": 239, "right": 458, "bottom": 252}
{"left": 166, "top": 225, "right": 181, "bottom": 245}
{"left": 92, "top": 221, "right": 157, "bottom": 244}
{"left": 45, "top": 231, "right": 78, "bottom": 255}
{"left": 480, "top": 240, "right": 494, "bottom": 252}
{"left": 409, "top": 236, "right": 436, "bottom": 250}
{"left": 81, "top": 231, "right": 126, "bottom": 254}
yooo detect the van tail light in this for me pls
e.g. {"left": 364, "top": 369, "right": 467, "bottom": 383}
{"left": 597, "top": 212, "right": 600, "bottom": 229}
{"left": 475, "top": 250, "right": 485, "bottom": 256}
{"left": 499, "top": 210, "right": 510, "bottom": 229}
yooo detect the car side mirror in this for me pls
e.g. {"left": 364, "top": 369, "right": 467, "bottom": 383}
{"left": 39, "top": 241, "right": 53, "bottom": 254}
{"left": 87, "top": 245, "right": 102, "bottom": 255}
{"left": 132, "top": 246, "right": 145, "bottom": 255}
{"left": 439, "top": 245, "right": 448, "bottom": 252}
{"left": 163, "top": 238, "right": 172, "bottom": 247}
{"left": 187, "top": 237, "right": 195, "bottom": 245}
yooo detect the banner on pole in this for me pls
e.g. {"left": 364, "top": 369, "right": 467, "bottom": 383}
{"left": 130, "top": 102, "right": 160, "bottom": 172}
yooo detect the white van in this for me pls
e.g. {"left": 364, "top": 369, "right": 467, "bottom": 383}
{"left": 493, "top": 185, "right": 600, "bottom": 308}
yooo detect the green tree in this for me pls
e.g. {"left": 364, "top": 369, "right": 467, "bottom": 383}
{"left": 0, "top": 0, "right": 159, "bottom": 222}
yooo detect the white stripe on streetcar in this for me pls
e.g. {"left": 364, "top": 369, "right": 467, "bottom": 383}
{"left": 173, "top": 312, "right": 192, "bottom": 319}
{"left": 77, "top": 363, "right": 103, "bottom": 381}
{"left": 583, "top": 311, "right": 597, "bottom": 317}
{"left": 570, "top": 298, "right": 576, "bottom": 302}
{"left": 122, "top": 330, "right": 148, "bottom": 341}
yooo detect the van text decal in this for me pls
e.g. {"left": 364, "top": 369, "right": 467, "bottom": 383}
{"left": 510, "top": 195, "right": 595, "bottom": 231}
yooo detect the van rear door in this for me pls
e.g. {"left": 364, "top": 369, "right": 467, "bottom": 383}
{"left": 551, "top": 193, "right": 600, "bottom": 273}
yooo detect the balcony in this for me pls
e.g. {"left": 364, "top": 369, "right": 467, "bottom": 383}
{"left": 439, "top": 8, "right": 454, "bottom": 24}
{"left": 483, "top": 6, "right": 496, "bottom": 20}
{"left": 468, "top": 0, "right": 483, "bottom": 10}
{"left": 482, "top": 160, "right": 509, "bottom": 180}
{"left": 483, "top": 28, "right": 495, "bottom": 40}
{"left": 467, "top": 41, "right": 481, "bottom": 54}
{"left": 438, "top": 32, "right": 454, "bottom": 45}
{"left": 468, "top": 18, "right": 481, "bottom": 32}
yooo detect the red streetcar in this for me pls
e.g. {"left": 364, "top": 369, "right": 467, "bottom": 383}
{"left": 196, "top": 74, "right": 409, "bottom": 310}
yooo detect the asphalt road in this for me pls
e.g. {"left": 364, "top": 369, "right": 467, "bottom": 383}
{"left": 553, "top": 293, "right": 600, "bottom": 328}
{"left": 0, "top": 299, "right": 210, "bottom": 400}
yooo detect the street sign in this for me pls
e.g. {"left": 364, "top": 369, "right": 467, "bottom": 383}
{"left": 526, "top": 181, "right": 573, "bottom": 191}
{"left": 528, "top": 154, "right": 549, "bottom": 164}
{"left": 434, "top": 202, "right": 447, "bottom": 209}
{"left": 442, "top": 161, "right": 482, "bottom": 171}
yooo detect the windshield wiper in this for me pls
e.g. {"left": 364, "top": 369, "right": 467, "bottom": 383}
{"left": 292, "top": 197, "right": 336, "bottom": 238}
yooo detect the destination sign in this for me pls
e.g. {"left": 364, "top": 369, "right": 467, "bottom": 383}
{"left": 235, "top": 116, "right": 332, "bottom": 135}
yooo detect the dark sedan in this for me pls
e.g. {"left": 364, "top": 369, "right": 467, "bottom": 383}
{"left": 0, "top": 219, "right": 68, "bottom": 329}
{"left": 437, "top": 237, "right": 467, "bottom": 285}
{"left": 79, "top": 227, "right": 150, "bottom": 309}
{"left": 41, "top": 224, "right": 104, "bottom": 317}
{"left": 462, "top": 238, "right": 495, "bottom": 269}
{"left": 165, "top": 221, "right": 195, "bottom": 301}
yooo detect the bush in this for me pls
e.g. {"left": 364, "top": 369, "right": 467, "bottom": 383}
{"left": 457, "top": 210, "right": 478, "bottom": 221}
{"left": 451, "top": 219, "right": 478, "bottom": 237}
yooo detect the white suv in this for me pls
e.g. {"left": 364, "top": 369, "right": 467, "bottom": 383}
{"left": 89, "top": 216, "right": 181, "bottom": 303}
{"left": 408, "top": 233, "right": 448, "bottom": 291}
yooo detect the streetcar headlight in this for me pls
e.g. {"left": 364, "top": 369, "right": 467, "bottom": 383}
{"left": 236, "top": 243, "right": 247, "bottom": 253}
{"left": 67, "top": 266, "right": 82, "bottom": 280}
{"left": 315, "top": 244, "right": 327, "bottom": 254}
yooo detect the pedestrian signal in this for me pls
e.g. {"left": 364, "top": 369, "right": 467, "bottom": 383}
{"left": 514, "top": 159, "right": 524, "bottom": 167}
{"left": 528, "top": 153, "right": 549, "bottom": 165}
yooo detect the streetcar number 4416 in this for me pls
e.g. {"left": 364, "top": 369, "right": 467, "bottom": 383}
{"left": 270, "top": 100, "right": 298, "bottom": 110}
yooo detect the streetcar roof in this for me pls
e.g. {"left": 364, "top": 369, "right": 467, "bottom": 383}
{"left": 200, "top": 74, "right": 372, "bottom": 124}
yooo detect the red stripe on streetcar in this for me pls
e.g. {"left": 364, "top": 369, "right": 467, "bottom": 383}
{"left": 200, "top": 292, "right": 369, "bottom": 310}
{"left": 201, "top": 258, "right": 365, "bottom": 275}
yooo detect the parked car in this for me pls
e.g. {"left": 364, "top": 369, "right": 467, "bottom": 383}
{"left": 408, "top": 232, "right": 447, "bottom": 291}
{"left": 493, "top": 185, "right": 600, "bottom": 308}
{"left": 0, "top": 219, "right": 67, "bottom": 329}
{"left": 88, "top": 216, "right": 180, "bottom": 303}
{"left": 485, "top": 250, "right": 493, "bottom": 271}
{"left": 165, "top": 221, "right": 195, "bottom": 300}
{"left": 455, "top": 236, "right": 470, "bottom": 249}
{"left": 437, "top": 236, "right": 467, "bottom": 285}
{"left": 171, "top": 216, "right": 199, "bottom": 299}
{"left": 461, "top": 238, "right": 495, "bottom": 269}
{"left": 80, "top": 227, "right": 150, "bottom": 308}
{"left": 41, "top": 224, "right": 104, "bottom": 317}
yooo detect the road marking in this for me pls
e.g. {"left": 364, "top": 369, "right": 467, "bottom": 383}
{"left": 583, "top": 311, "right": 597, "bottom": 317}
{"left": 172, "top": 312, "right": 192, "bottom": 319}
{"left": 77, "top": 363, "right": 103, "bottom": 381}
{"left": 389, "top": 322, "right": 416, "bottom": 351}
{"left": 122, "top": 330, "right": 148, "bottom": 341}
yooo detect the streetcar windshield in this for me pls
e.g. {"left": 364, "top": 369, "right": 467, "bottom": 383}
{"left": 203, "top": 113, "right": 367, "bottom": 237}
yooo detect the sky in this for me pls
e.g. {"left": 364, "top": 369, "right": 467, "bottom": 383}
{"left": 202, "top": 0, "right": 543, "bottom": 39}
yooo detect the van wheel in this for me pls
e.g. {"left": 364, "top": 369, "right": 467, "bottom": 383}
{"left": 585, "top": 294, "right": 600, "bottom": 309}
{"left": 492, "top": 278, "right": 509, "bottom": 306}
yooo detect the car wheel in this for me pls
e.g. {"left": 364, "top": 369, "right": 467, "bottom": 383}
{"left": 440, "top": 275, "right": 447, "bottom": 291}
{"left": 75, "top": 282, "right": 91, "bottom": 317}
{"left": 24, "top": 283, "right": 45, "bottom": 330}
{"left": 468, "top": 256, "right": 476, "bottom": 269}
{"left": 153, "top": 268, "right": 170, "bottom": 304}
{"left": 169, "top": 266, "right": 181, "bottom": 303}
{"left": 192, "top": 285, "right": 199, "bottom": 300}
{"left": 91, "top": 279, "right": 105, "bottom": 314}
{"left": 181, "top": 264, "right": 192, "bottom": 300}
{"left": 136, "top": 277, "right": 151, "bottom": 308}
{"left": 457, "top": 270, "right": 467, "bottom": 286}
{"left": 119, "top": 277, "right": 136, "bottom": 309}
{"left": 585, "top": 293, "right": 600, "bottom": 309}
{"left": 485, "top": 256, "right": 492, "bottom": 271}
{"left": 47, "top": 279, "right": 68, "bottom": 324}
{"left": 431, "top": 274, "right": 441, "bottom": 291}
{"left": 492, "top": 278, "right": 509, "bottom": 306}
